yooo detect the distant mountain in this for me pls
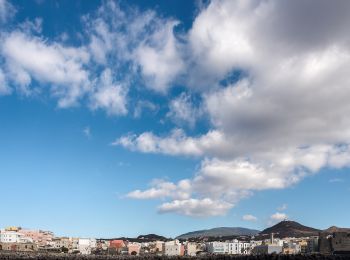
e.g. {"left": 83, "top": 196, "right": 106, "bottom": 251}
{"left": 323, "top": 226, "right": 350, "bottom": 234}
{"left": 103, "top": 234, "right": 170, "bottom": 242}
{"left": 176, "top": 227, "right": 260, "bottom": 239}
{"left": 259, "top": 220, "right": 321, "bottom": 238}
{"left": 136, "top": 234, "right": 168, "bottom": 241}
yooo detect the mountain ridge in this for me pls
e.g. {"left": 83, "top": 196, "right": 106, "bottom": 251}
{"left": 259, "top": 220, "right": 321, "bottom": 238}
{"left": 176, "top": 227, "right": 260, "bottom": 239}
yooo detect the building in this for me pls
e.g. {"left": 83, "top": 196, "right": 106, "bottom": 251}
{"left": 109, "top": 239, "right": 125, "bottom": 249}
{"left": 206, "top": 242, "right": 227, "bottom": 254}
{"left": 69, "top": 238, "right": 79, "bottom": 253}
{"left": 96, "top": 239, "right": 110, "bottom": 251}
{"left": 0, "top": 242, "right": 38, "bottom": 252}
{"left": 20, "top": 229, "right": 54, "bottom": 247}
{"left": 319, "top": 233, "right": 332, "bottom": 254}
{"left": 128, "top": 242, "right": 141, "bottom": 255}
{"left": 185, "top": 242, "right": 198, "bottom": 256}
{"left": 153, "top": 241, "right": 164, "bottom": 254}
{"left": 229, "top": 240, "right": 250, "bottom": 254}
{"left": 78, "top": 238, "right": 96, "bottom": 255}
{"left": 109, "top": 239, "right": 126, "bottom": 254}
{"left": 332, "top": 232, "right": 350, "bottom": 254}
{"left": 300, "top": 240, "right": 308, "bottom": 254}
{"left": 206, "top": 241, "right": 251, "bottom": 255}
{"left": 283, "top": 242, "right": 301, "bottom": 255}
{"left": 252, "top": 245, "right": 282, "bottom": 255}
{"left": 0, "top": 230, "right": 32, "bottom": 243}
{"left": 50, "top": 237, "right": 71, "bottom": 251}
{"left": 164, "top": 240, "right": 184, "bottom": 256}
{"left": 305, "top": 237, "right": 319, "bottom": 254}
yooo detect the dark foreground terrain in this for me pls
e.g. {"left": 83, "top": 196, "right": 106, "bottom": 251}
{"left": 1, "top": 253, "right": 350, "bottom": 260}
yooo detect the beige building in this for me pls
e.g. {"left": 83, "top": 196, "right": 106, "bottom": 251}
{"left": 185, "top": 242, "right": 198, "bottom": 256}
{"left": 128, "top": 242, "right": 141, "bottom": 255}
{"left": 0, "top": 242, "right": 38, "bottom": 252}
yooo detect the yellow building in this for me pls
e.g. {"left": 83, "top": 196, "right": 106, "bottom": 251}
{"left": 5, "top": 227, "right": 20, "bottom": 232}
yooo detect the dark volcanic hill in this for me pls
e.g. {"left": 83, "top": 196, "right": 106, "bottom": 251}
{"left": 176, "top": 227, "right": 260, "bottom": 240}
{"left": 323, "top": 226, "right": 350, "bottom": 234}
{"left": 136, "top": 234, "right": 168, "bottom": 241}
{"left": 259, "top": 220, "right": 321, "bottom": 238}
{"left": 103, "top": 234, "right": 170, "bottom": 242}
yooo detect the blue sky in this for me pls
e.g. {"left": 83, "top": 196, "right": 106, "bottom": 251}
{"left": 1, "top": 0, "right": 350, "bottom": 238}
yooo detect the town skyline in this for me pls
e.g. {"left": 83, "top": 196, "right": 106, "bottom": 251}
{"left": 1, "top": 220, "right": 349, "bottom": 255}
{"left": 1, "top": 0, "right": 350, "bottom": 239}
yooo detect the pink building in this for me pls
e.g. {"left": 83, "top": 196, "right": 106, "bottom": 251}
{"left": 180, "top": 244, "right": 185, "bottom": 256}
{"left": 109, "top": 240, "right": 125, "bottom": 249}
{"left": 128, "top": 243, "right": 141, "bottom": 255}
{"left": 20, "top": 230, "right": 54, "bottom": 247}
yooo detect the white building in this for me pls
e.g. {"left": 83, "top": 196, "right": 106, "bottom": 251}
{"left": 164, "top": 240, "right": 183, "bottom": 256}
{"left": 207, "top": 241, "right": 251, "bottom": 255}
{"left": 78, "top": 238, "right": 97, "bottom": 255}
{"left": 154, "top": 241, "right": 164, "bottom": 254}
{"left": 207, "top": 242, "right": 228, "bottom": 254}
{"left": 228, "top": 240, "right": 250, "bottom": 254}
{"left": 0, "top": 230, "right": 33, "bottom": 243}
{"left": 185, "top": 242, "right": 198, "bottom": 256}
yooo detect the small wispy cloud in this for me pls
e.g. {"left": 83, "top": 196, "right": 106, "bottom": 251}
{"left": 83, "top": 126, "right": 91, "bottom": 139}
{"left": 277, "top": 203, "right": 288, "bottom": 211}
{"left": 268, "top": 212, "right": 288, "bottom": 225}
{"left": 329, "top": 178, "right": 344, "bottom": 183}
{"left": 242, "top": 214, "right": 257, "bottom": 222}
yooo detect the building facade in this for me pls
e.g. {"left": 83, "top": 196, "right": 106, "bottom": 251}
{"left": 164, "top": 240, "right": 183, "bottom": 256}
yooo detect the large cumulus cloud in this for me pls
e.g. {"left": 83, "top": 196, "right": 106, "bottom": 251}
{"left": 118, "top": 0, "right": 350, "bottom": 216}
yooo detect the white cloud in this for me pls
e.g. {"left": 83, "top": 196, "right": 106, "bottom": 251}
{"left": 83, "top": 126, "right": 91, "bottom": 139}
{"left": 18, "top": 18, "right": 43, "bottom": 34}
{"left": 0, "top": 0, "right": 185, "bottom": 114}
{"left": 269, "top": 212, "right": 288, "bottom": 225}
{"left": 84, "top": 1, "right": 184, "bottom": 93}
{"left": 1, "top": 31, "right": 90, "bottom": 106}
{"left": 89, "top": 69, "right": 128, "bottom": 116}
{"left": 0, "top": 0, "right": 188, "bottom": 118}
{"left": 134, "top": 20, "right": 185, "bottom": 92}
{"left": 126, "top": 179, "right": 191, "bottom": 200}
{"left": 158, "top": 198, "right": 233, "bottom": 217}
{"left": 277, "top": 204, "right": 288, "bottom": 211}
{"left": 329, "top": 178, "right": 343, "bottom": 183}
{"left": 166, "top": 92, "right": 201, "bottom": 127}
{"left": 114, "top": 129, "right": 228, "bottom": 156}
{"left": 242, "top": 214, "right": 257, "bottom": 222}
{"left": 0, "top": 68, "right": 10, "bottom": 95}
{"left": 119, "top": 0, "right": 350, "bottom": 217}
{"left": 0, "top": 0, "right": 15, "bottom": 23}
{"left": 2, "top": 0, "right": 350, "bottom": 217}
{"left": 133, "top": 100, "right": 158, "bottom": 118}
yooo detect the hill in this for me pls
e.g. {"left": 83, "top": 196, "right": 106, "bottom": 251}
{"left": 101, "top": 234, "right": 170, "bottom": 242}
{"left": 323, "top": 226, "right": 350, "bottom": 234}
{"left": 259, "top": 220, "right": 321, "bottom": 238}
{"left": 176, "top": 227, "right": 260, "bottom": 240}
{"left": 136, "top": 234, "right": 168, "bottom": 241}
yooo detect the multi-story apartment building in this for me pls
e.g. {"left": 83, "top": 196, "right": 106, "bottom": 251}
{"left": 127, "top": 242, "right": 141, "bottom": 255}
{"left": 0, "top": 230, "right": 32, "bottom": 243}
{"left": 164, "top": 240, "right": 184, "bottom": 256}
{"left": 78, "top": 238, "right": 96, "bottom": 255}
{"left": 206, "top": 240, "right": 251, "bottom": 255}
{"left": 332, "top": 232, "right": 350, "bottom": 254}
{"left": 20, "top": 229, "right": 54, "bottom": 247}
{"left": 185, "top": 242, "right": 198, "bottom": 256}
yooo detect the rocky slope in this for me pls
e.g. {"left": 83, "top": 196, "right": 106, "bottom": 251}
{"left": 176, "top": 227, "right": 260, "bottom": 240}
{"left": 259, "top": 220, "right": 321, "bottom": 238}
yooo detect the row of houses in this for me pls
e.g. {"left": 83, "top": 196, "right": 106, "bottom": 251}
{"left": 1, "top": 226, "right": 350, "bottom": 256}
